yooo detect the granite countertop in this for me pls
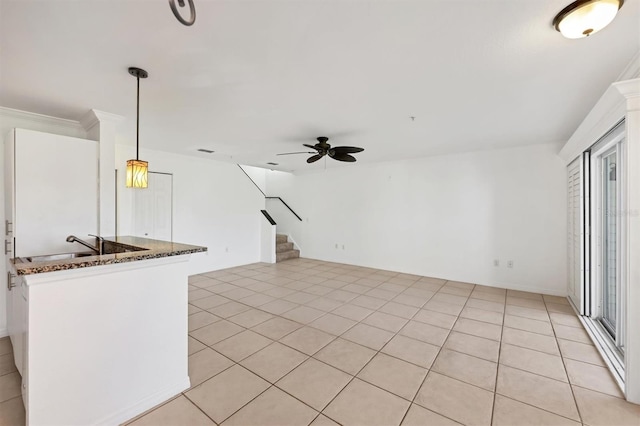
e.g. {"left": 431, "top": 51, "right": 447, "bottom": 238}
{"left": 12, "top": 236, "right": 207, "bottom": 276}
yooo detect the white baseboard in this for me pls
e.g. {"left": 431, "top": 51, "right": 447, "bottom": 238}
{"left": 95, "top": 376, "right": 190, "bottom": 426}
{"left": 302, "top": 255, "right": 567, "bottom": 296}
{"left": 487, "top": 281, "right": 567, "bottom": 297}
{"left": 286, "top": 233, "right": 302, "bottom": 256}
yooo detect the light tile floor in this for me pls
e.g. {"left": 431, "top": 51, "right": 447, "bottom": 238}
{"left": 1, "top": 258, "right": 639, "bottom": 425}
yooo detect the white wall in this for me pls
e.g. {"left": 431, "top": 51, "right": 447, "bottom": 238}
{"left": 0, "top": 108, "right": 88, "bottom": 337}
{"left": 266, "top": 143, "right": 568, "bottom": 295}
{"left": 240, "top": 165, "right": 267, "bottom": 195}
{"left": 115, "top": 145, "right": 265, "bottom": 275}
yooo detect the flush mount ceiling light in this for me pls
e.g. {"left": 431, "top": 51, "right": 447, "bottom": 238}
{"left": 553, "top": 0, "right": 624, "bottom": 39}
{"left": 126, "top": 67, "right": 149, "bottom": 189}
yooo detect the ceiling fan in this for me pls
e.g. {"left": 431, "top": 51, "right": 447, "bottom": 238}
{"left": 277, "top": 136, "right": 364, "bottom": 163}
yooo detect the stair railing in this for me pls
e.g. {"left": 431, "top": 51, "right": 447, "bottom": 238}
{"left": 237, "top": 165, "right": 303, "bottom": 222}
{"left": 265, "top": 197, "right": 302, "bottom": 221}
{"left": 260, "top": 210, "right": 276, "bottom": 225}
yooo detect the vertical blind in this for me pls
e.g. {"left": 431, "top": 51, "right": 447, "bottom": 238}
{"left": 567, "top": 157, "right": 582, "bottom": 308}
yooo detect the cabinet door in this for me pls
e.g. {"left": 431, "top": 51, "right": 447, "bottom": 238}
{"left": 4, "top": 130, "right": 15, "bottom": 257}
{"left": 5, "top": 266, "right": 15, "bottom": 344}
{"left": 14, "top": 129, "right": 98, "bottom": 257}
{"left": 20, "top": 276, "right": 28, "bottom": 407}
{"left": 10, "top": 275, "right": 24, "bottom": 375}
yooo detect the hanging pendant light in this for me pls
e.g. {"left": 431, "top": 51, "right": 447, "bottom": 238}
{"left": 553, "top": 0, "right": 624, "bottom": 39}
{"left": 126, "top": 67, "right": 149, "bottom": 189}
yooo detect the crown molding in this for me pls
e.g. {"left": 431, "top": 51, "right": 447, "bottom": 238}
{"left": 560, "top": 78, "right": 639, "bottom": 163}
{"left": 616, "top": 50, "right": 640, "bottom": 81}
{"left": 80, "top": 109, "right": 125, "bottom": 132}
{"left": 0, "top": 106, "right": 84, "bottom": 133}
{"left": 613, "top": 78, "right": 640, "bottom": 110}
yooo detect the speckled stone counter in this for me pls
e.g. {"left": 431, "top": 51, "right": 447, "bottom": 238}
{"left": 12, "top": 236, "right": 207, "bottom": 275}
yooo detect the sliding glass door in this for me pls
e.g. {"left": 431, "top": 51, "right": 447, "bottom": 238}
{"left": 590, "top": 122, "right": 626, "bottom": 360}
{"left": 600, "top": 148, "right": 620, "bottom": 341}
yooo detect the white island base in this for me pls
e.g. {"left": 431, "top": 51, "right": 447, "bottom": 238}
{"left": 18, "top": 255, "right": 191, "bottom": 425}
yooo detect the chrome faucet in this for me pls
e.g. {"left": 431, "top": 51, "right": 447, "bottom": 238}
{"left": 66, "top": 235, "right": 101, "bottom": 255}
{"left": 89, "top": 234, "right": 105, "bottom": 255}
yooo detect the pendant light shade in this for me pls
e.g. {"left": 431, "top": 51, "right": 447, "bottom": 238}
{"left": 126, "top": 67, "right": 149, "bottom": 189}
{"left": 126, "top": 159, "right": 148, "bottom": 188}
{"left": 553, "top": 0, "right": 624, "bottom": 39}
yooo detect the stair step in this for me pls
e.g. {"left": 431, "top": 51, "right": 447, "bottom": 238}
{"left": 276, "top": 234, "right": 288, "bottom": 244}
{"left": 276, "top": 242, "right": 294, "bottom": 253}
{"left": 276, "top": 249, "right": 300, "bottom": 262}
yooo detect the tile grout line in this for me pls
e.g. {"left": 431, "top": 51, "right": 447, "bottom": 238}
{"left": 545, "top": 295, "right": 584, "bottom": 425}
{"left": 183, "top": 365, "right": 273, "bottom": 425}
{"left": 397, "top": 280, "right": 476, "bottom": 426}
{"left": 197, "top": 268, "right": 591, "bottom": 392}
{"left": 490, "top": 287, "right": 508, "bottom": 426}
{"left": 301, "top": 274, "right": 431, "bottom": 423}
{"left": 312, "top": 277, "right": 443, "bottom": 426}
{"left": 207, "top": 270, "right": 427, "bottom": 425}
{"left": 204, "top": 275, "right": 525, "bottom": 394}
{"left": 494, "top": 291, "right": 599, "bottom": 422}
{"left": 168, "top": 261, "right": 613, "bottom": 425}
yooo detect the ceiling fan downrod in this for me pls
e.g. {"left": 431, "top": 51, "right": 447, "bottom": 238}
{"left": 169, "top": 0, "right": 196, "bottom": 26}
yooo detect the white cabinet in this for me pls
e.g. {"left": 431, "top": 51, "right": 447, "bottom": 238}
{"left": 4, "top": 128, "right": 98, "bottom": 258}
{"left": 5, "top": 272, "right": 23, "bottom": 372}
{"left": 3, "top": 128, "right": 98, "bottom": 414}
{"left": 4, "top": 131, "right": 15, "bottom": 259}
{"left": 20, "top": 257, "right": 190, "bottom": 425}
{"left": 5, "top": 271, "right": 27, "bottom": 407}
{"left": 8, "top": 274, "right": 27, "bottom": 378}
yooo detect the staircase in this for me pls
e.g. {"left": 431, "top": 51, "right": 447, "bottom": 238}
{"left": 276, "top": 234, "right": 300, "bottom": 262}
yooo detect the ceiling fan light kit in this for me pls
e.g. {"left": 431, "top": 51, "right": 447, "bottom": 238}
{"left": 553, "top": 0, "right": 624, "bottom": 39}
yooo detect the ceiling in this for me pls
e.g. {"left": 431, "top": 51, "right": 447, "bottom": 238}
{"left": 1, "top": 0, "right": 639, "bottom": 172}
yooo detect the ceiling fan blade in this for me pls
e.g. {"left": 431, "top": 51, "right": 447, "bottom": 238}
{"left": 307, "top": 154, "right": 324, "bottom": 163}
{"left": 331, "top": 153, "right": 357, "bottom": 162}
{"left": 332, "top": 146, "right": 364, "bottom": 154}
{"left": 277, "top": 151, "right": 316, "bottom": 156}
{"left": 303, "top": 144, "right": 320, "bottom": 150}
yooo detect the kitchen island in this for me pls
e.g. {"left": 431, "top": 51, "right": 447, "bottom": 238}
{"left": 9, "top": 236, "right": 206, "bottom": 426}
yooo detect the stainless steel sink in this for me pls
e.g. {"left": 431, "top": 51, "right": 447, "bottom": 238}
{"left": 25, "top": 252, "right": 96, "bottom": 262}
{"left": 23, "top": 241, "right": 149, "bottom": 263}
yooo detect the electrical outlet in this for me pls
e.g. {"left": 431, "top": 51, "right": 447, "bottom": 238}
{"left": 335, "top": 243, "right": 338, "bottom": 249}
{"left": 494, "top": 259, "right": 499, "bottom": 267}
{"left": 507, "top": 260, "right": 514, "bottom": 268}
{"left": 225, "top": 247, "right": 229, "bottom": 253}
{"left": 342, "top": 244, "right": 345, "bottom": 250}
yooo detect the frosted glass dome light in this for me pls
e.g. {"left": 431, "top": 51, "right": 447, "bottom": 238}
{"left": 553, "top": 0, "right": 624, "bottom": 39}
